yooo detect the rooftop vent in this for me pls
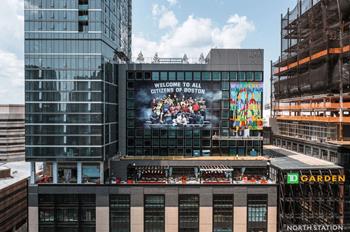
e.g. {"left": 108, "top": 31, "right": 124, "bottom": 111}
{"left": 0, "top": 166, "right": 11, "bottom": 178}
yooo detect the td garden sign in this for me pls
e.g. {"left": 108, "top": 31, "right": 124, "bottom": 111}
{"left": 287, "top": 173, "right": 345, "bottom": 184}
{"left": 285, "top": 224, "right": 343, "bottom": 231}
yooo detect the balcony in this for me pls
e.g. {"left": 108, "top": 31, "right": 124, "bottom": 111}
{"left": 276, "top": 115, "right": 350, "bottom": 123}
{"left": 111, "top": 165, "right": 274, "bottom": 185}
{"left": 273, "top": 102, "right": 350, "bottom": 111}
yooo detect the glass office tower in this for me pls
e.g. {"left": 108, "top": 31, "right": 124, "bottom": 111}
{"left": 24, "top": 0, "right": 132, "bottom": 184}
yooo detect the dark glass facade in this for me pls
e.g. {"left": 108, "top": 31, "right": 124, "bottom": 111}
{"left": 38, "top": 194, "right": 96, "bottom": 232}
{"left": 24, "top": 0, "right": 131, "bottom": 161}
{"left": 32, "top": 185, "right": 277, "bottom": 232}
{"left": 110, "top": 195, "right": 130, "bottom": 232}
{"left": 247, "top": 194, "right": 268, "bottom": 232}
{"left": 179, "top": 195, "right": 200, "bottom": 232}
{"left": 213, "top": 195, "right": 234, "bottom": 232}
{"left": 126, "top": 71, "right": 263, "bottom": 157}
{"left": 144, "top": 195, "right": 165, "bottom": 232}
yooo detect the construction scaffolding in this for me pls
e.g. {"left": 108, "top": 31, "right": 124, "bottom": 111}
{"left": 272, "top": 0, "right": 350, "bottom": 141}
{"left": 275, "top": 168, "right": 345, "bottom": 232}
{"left": 266, "top": 145, "right": 345, "bottom": 232}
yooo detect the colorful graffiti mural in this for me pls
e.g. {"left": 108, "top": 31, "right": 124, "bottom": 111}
{"left": 230, "top": 82, "right": 263, "bottom": 130}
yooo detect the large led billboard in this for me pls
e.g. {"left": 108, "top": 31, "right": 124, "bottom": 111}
{"left": 230, "top": 82, "right": 263, "bottom": 130}
{"left": 134, "top": 81, "right": 222, "bottom": 128}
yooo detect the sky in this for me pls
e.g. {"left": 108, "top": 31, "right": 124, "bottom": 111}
{"left": 0, "top": 0, "right": 297, "bottom": 105}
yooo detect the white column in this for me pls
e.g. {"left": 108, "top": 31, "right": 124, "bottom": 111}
{"left": 165, "top": 207, "right": 178, "bottom": 232}
{"left": 30, "top": 162, "right": 36, "bottom": 185}
{"left": 131, "top": 207, "right": 144, "bottom": 232}
{"left": 100, "top": 162, "right": 104, "bottom": 184}
{"left": 200, "top": 207, "right": 213, "bottom": 232}
{"left": 96, "top": 207, "right": 109, "bottom": 232}
{"left": 28, "top": 207, "right": 38, "bottom": 232}
{"left": 268, "top": 207, "right": 277, "bottom": 232}
{"left": 52, "top": 161, "right": 58, "bottom": 184}
{"left": 234, "top": 207, "right": 247, "bottom": 232}
{"left": 77, "top": 161, "right": 82, "bottom": 184}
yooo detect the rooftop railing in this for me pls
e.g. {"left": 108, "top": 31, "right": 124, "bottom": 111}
{"left": 131, "top": 56, "right": 208, "bottom": 64}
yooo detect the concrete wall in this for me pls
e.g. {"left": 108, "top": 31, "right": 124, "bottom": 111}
{"left": 117, "top": 49, "right": 264, "bottom": 154}
{"left": 28, "top": 184, "right": 277, "bottom": 232}
{"left": 28, "top": 207, "right": 38, "bottom": 232}
{"left": 0, "top": 104, "right": 24, "bottom": 161}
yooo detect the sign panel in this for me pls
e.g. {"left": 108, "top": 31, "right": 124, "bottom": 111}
{"left": 134, "top": 81, "right": 222, "bottom": 128}
{"left": 286, "top": 173, "right": 345, "bottom": 184}
{"left": 230, "top": 82, "right": 263, "bottom": 130}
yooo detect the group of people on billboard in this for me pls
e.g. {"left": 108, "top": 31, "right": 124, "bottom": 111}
{"left": 149, "top": 94, "right": 207, "bottom": 126}
{"left": 137, "top": 81, "right": 263, "bottom": 131}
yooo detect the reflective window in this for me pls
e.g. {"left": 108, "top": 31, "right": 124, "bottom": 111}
{"left": 152, "top": 72, "right": 159, "bottom": 81}
{"left": 160, "top": 72, "right": 168, "bottom": 81}
{"left": 144, "top": 195, "right": 165, "bottom": 232}
{"left": 202, "top": 72, "right": 211, "bottom": 81}
{"left": 179, "top": 195, "right": 199, "bottom": 232}
{"left": 169, "top": 72, "right": 176, "bottom": 81}
{"left": 213, "top": 195, "right": 233, "bottom": 232}
{"left": 58, "top": 163, "right": 77, "bottom": 183}
{"left": 185, "top": 72, "right": 192, "bottom": 81}
{"left": 110, "top": 195, "right": 130, "bottom": 232}
{"left": 255, "top": 72, "right": 263, "bottom": 81}
{"left": 230, "top": 72, "right": 237, "bottom": 81}
{"left": 39, "top": 194, "right": 95, "bottom": 232}
{"left": 82, "top": 164, "right": 100, "bottom": 184}
{"left": 246, "top": 72, "right": 254, "bottom": 81}
{"left": 238, "top": 72, "right": 245, "bottom": 81}
{"left": 213, "top": 72, "right": 221, "bottom": 80}
{"left": 247, "top": 195, "right": 267, "bottom": 232}
{"left": 193, "top": 72, "right": 201, "bottom": 81}
{"left": 177, "top": 72, "right": 185, "bottom": 81}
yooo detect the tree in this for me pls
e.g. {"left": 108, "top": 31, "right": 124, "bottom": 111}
{"left": 198, "top": 53, "right": 205, "bottom": 64}
{"left": 182, "top": 54, "right": 189, "bottom": 64}
{"left": 152, "top": 52, "right": 160, "bottom": 63}
{"left": 136, "top": 51, "right": 144, "bottom": 63}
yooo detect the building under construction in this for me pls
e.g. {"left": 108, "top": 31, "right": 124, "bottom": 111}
{"left": 271, "top": 0, "right": 350, "bottom": 230}
{"left": 265, "top": 145, "right": 345, "bottom": 232}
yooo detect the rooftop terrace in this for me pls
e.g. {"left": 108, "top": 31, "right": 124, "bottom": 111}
{"left": 265, "top": 145, "right": 342, "bottom": 170}
{"left": 0, "top": 161, "right": 42, "bottom": 190}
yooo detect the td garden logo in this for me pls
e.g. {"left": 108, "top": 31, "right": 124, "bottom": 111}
{"left": 287, "top": 173, "right": 299, "bottom": 184}
{"left": 287, "top": 173, "right": 345, "bottom": 184}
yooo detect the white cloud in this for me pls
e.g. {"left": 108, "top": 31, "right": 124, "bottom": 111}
{"left": 0, "top": 50, "right": 24, "bottom": 103}
{"left": 167, "top": 0, "right": 178, "bottom": 6}
{"left": 159, "top": 10, "right": 178, "bottom": 29}
{"left": 212, "top": 14, "right": 255, "bottom": 48}
{"left": 133, "top": 14, "right": 255, "bottom": 59}
{"left": 152, "top": 4, "right": 178, "bottom": 29}
{"left": 152, "top": 4, "right": 163, "bottom": 16}
{"left": 0, "top": 0, "right": 24, "bottom": 104}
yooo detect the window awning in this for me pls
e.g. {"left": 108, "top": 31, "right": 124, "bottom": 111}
{"left": 199, "top": 166, "right": 233, "bottom": 172}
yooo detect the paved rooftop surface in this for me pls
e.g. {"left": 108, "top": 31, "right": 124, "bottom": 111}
{"left": 265, "top": 145, "right": 342, "bottom": 170}
{"left": 119, "top": 155, "right": 268, "bottom": 161}
{"left": 0, "top": 161, "right": 42, "bottom": 190}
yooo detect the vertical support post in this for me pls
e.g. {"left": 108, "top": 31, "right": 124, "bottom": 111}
{"left": 77, "top": 161, "right": 82, "bottom": 184}
{"left": 270, "top": 60, "right": 273, "bottom": 118}
{"left": 234, "top": 192, "right": 247, "bottom": 232}
{"left": 199, "top": 193, "right": 212, "bottom": 232}
{"left": 337, "top": 0, "right": 344, "bottom": 141}
{"left": 96, "top": 193, "right": 109, "bottom": 232}
{"left": 30, "top": 162, "right": 36, "bottom": 185}
{"left": 52, "top": 161, "right": 58, "bottom": 184}
{"left": 100, "top": 162, "right": 104, "bottom": 184}
{"left": 165, "top": 191, "right": 178, "bottom": 232}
